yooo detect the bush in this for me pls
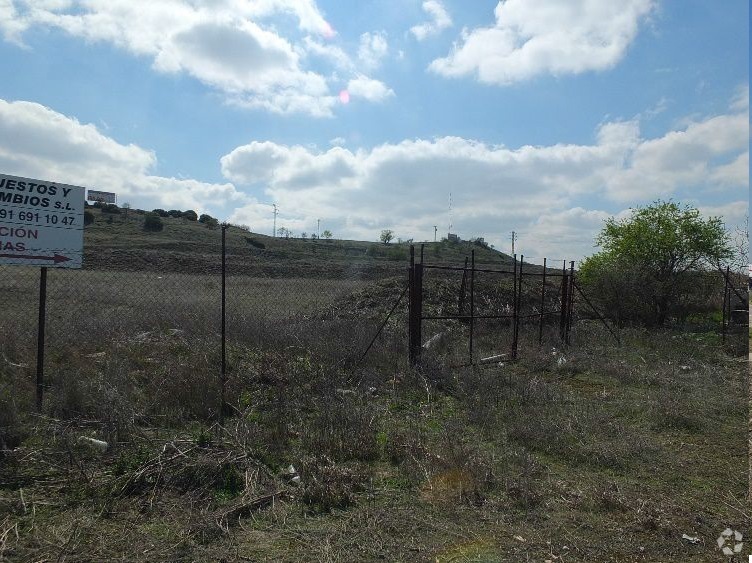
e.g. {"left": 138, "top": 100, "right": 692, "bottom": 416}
{"left": 101, "top": 203, "right": 121, "bottom": 214}
{"left": 244, "top": 237, "right": 265, "bottom": 249}
{"left": 579, "top": 201, "right": 730, "bottom": 326}
{"left": 83, "top": 210, "right": 94, "bottom": 225}
{"left": 152, "top": 208, "right": 169, "bottom": 217}
{"left": 167, "top": 209, "right": 183, "bottom": 218}
{"left": 200, "top": 214, "right": 219, "bottom": 229}
{"left": 183, "top": 210, "right": 198, "bottom": 221}
{"left": 143, "top": 212, "right": 164, "bottom": 232}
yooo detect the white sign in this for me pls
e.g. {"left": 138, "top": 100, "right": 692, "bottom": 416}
{"left": 0, "top": 173, "right": 85, "bottom": 268}
{"left": 87, "top": 190, "right": 117, "bottom": 204}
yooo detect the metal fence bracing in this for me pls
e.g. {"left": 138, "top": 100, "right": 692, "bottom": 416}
{"left": 0, "top": 235, "right": 742, "bottom": 417}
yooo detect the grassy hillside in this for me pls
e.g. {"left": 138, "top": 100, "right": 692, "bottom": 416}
{"left": 82, "top": 206, "right": 518, "bottom": 277}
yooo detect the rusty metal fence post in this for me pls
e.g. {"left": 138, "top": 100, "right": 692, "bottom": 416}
{"left": 408, "top": 245, "right": 423, "bottom": 367}
{"left": 469, "top": 250, "right": 475, "bottom": 363}
{"left": 512, "top": 255, "right": 524, "bottom": 359}
{"left": 35, "top": 266, "right": 48, "bottom": 412}
{"left": 511, "top": 254, "right": 518, "bottom": 359}
{"left": 721, "top": 268, "right": 728, "bottom": 343}
{"left": 538, "top": 257, "right": 547, "bottom": 345}
{"left": 559, "top": 261, "right": 568, "bottom": 341}
{"left": 458, "top": 256, "right": 468, "bottom": 316}
{"left": 565, "top": 260, "right": 575, "bottom": 345}
{"left": 220, "top": 224, "right": 227, "bottom": 426}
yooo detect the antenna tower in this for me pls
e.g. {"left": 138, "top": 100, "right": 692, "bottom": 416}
{"left": 448, "top": 192, "right": 453, "bottom": 235}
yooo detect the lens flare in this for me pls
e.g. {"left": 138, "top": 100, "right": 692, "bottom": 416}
{"left": 322, "top": 21, "right": 335, "bottom": 39}
{"left": 338, "top": 90, "right": 350, "bottom": 104}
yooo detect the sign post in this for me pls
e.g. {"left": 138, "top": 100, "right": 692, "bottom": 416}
{"left": 1, "top": 173, "right": 85, "bottom": 411}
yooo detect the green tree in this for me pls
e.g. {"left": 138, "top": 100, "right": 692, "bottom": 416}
{"left": 183, "top": 209, "right": 198, "bottom": 221}
{"left": 579, "top": 200, "right": 731, "bottom": 327}
{"left": 143, "top": 212, "right": 164, "bottom": 232}
{"left": 322, "top": 229, "right": 333, "bottom": 240}
{"left": 380, "top": 229, "right": 394, "bottom": 245}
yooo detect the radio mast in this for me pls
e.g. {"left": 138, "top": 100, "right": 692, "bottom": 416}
{"left": 448, "top": 192, "right": 453, "bottom": 235}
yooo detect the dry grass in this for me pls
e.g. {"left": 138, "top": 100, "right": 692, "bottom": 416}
{"left": 0, "top": 267, "right": 747, "bottom": 561}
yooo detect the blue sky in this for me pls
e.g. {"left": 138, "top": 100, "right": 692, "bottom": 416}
{"left": 0, "top": 0, "right": 748, "bottom": 260}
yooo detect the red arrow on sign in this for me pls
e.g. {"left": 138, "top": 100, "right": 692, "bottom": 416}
{"left": 0, "top": 253, "right": 71, "bottom": 263}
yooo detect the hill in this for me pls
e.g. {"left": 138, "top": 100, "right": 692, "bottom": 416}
{"left": 82, "top": 205, "right": 519, "bottom": 278}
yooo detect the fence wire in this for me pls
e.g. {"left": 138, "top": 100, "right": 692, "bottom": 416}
{"left": 0, "top": 230, "right": 745, "bottom": 416}
{"left": 0, "top": 229, "right": 411, "bottom": 414}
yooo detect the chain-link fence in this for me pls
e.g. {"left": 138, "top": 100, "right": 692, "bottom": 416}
{"left": 1, "top": 230, "right": 745, "bottom": 418}
{"left": 0, "top": 227, "right": 411, "bottom": 418}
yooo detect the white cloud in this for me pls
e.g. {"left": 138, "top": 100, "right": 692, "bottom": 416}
{"left": 347, "top": 75, "right": 395, "bottom": 103}
{"left": 0, "top": 98, "right": 246, "bottom": 213}
{"left": 222, "top": 101, "right": 747, "bottom": 258}
{"left": 0, "top": 0, "right": 27, "bottom": 44}
{"left": 698, "top": 201, "right": 749, "bottom": 231}
{"left": 410, "top": 0, "right": 452, "bottom": 41}
{"left": 2, "top": 94, "right": 745, "bottom": 260}
{"left": 605, "top": 111, "right": 749, "bottom": 201}
{"left": 303, "top": 35, "right": 353, "bottom": 70}
{"left": 708, "top": 152, "right": 749, "bottom": 189}
{"left": 357, "top": 31, "right": 388, "bottom": 70}
{"left": 1, "top": 0, "right": 342, "bottom": 116}
{"left": 329, "top": 137, "right": 347, "bottom": 147}
{"left": 430, "top": 0, "right": 655, "bottom": 85}
{"left": 522, "top": 208, "right": 613, "bottom": 261}
{"left": 730, "top": 84, "right": 749, "bottom": 112}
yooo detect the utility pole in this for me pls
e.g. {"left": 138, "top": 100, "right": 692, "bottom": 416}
{"left": 434, "top": 226, "right": 437, "bottom": 242}
{"left": 317, "top": 218, "right": 320, "bottom": 239}
{"left": 272, "top": 204, "right": 278, "bottom": 237}
{"left": 511, "top": 231, "right": 517, "bottom": 255}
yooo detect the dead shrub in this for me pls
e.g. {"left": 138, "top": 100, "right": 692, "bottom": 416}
{"left": 46, "top": 356, "right": 135, "bottom": 443}
{"left": 504, "top": 449, "right": 545, "bottom": 509}
{"left": 505, "top": 394, "right": 646, "bottom": 470}
{"left": 299, "top": 456, "right": 368, "bottom": 513}
{"left": 652, "top": 384, "right": 704, "bottom": 433}
{"left": 301, "top": 393, "right": 379, "bottom": 462}
{"left": 459, "top": 366, "right": 505, "bottom": 430}
{"left": 0, "top": 382, "right": 24, "bottom": 451}
{"left": 387, "top": 418, "right": 499, "bottom": 505}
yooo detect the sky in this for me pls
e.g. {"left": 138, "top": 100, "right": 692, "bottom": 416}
{"left": 0, "top": 0, "right": 748, "bottom": 261}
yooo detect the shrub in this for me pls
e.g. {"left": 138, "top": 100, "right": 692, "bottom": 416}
{"left": 83, "top": 210, "right": 94, "bottom": 225}
{"left": 300, "top": 457, "right": 368, "bottom": 513}
{"left": 579, "top": 201, "right": 731, "bottom": 326}
{"left": 143, "top": 212, "right": 164, "bottom": 232}
{"left": 200, "top": 214, "right": 219, "bottom": 229}
{"left": 152, "top": 208, "right": 169, "bottom": 217}
{"left": 244, "top": 236, "right": 265, "bottom": 249}
{"left": 183, "top": 210, "right": 198, "bottom": 221}
{"left": 167, "top": 209, "right": 183, "bottom": 218}
{"left": 101, "top": 203, "right": 121, "bottom": 214}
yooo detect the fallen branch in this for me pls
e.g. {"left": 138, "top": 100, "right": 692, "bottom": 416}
{"left": 216, "top": 490, "right": 288, "bottom": 529}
